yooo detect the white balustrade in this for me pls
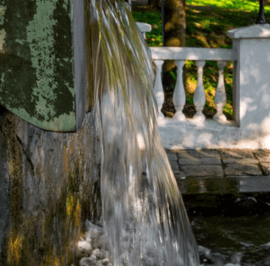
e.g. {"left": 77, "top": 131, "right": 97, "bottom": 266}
{"left": 143, "top": 25, "right": 270, "bottom": 149}
{"left": 147, "top": 47, "right": 236, "bottom": 125}
{"left": 136, "top": 22, "right": 152, "bottom": 39}
{"left": 193, "top": 60, "right": 206, "bottom": 122}
{"left": 153, "top": 60, "right": 165, "bottom": 118}
{"left": 173, "top": 60, "right": 186, "bottom": 121}
{"left": 213, "top": 60, "right": 227, "bottom": 122}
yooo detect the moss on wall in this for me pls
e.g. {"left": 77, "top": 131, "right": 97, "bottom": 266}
{"left": 0, "top": 107, "right": 102, "bottom": 265}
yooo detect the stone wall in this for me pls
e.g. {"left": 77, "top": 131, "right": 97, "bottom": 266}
{"left": 0, "top": 105, "right": 102, "bottom": 266}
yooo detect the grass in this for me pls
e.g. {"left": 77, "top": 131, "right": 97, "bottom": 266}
{"left": 132, "top": 0, "right": 270, "bottom": 119}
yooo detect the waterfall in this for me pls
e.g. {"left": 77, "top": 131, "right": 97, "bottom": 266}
{"left": 87, "top": 0, "right": 200, "bottom": 264}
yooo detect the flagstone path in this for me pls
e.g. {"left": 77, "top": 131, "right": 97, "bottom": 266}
{"left": 166, "top": 149, "right": 270, "bottom": 194}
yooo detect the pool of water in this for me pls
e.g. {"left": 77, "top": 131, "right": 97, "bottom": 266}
{"left": 185, "top": 193, "right": 270, "bottom": 265}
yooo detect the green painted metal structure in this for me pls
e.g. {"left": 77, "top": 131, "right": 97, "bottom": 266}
{"left": 0, "top": 0, "right": 86, "bottom": 132}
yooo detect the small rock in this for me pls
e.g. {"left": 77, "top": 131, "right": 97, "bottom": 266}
{"left": 89, "top": 254, "right": 97, "bottom": 261}
{"left": 239, "top": 241, "right": 254, "bottom": 248}
{"left": 76, "top": 240, "right": 92, "bottom": 257}
{"left": 92, "top": 248, "right": 103, "bottom": 259}
{"left": 79, "top": 256, "right": 96, "bottom": 266}
{"left": 100, "top": 249, "right": 110, "bottom": 260}
{"left": 264, "top": 257, "right": 270, "bottom": 265}
{"left": 85, "top": 220, "right": 108, "bottom": 249}
{"left": 261, "top": 242, "right": 270, "bottom": 248}
{"left": 211, "top": 252, "right": 227, "bottom": 265}
{"left": 198, "top": 245, "right": 212, "bottom": 262}
{"left": 231, "top": 252, "right": 243, "bottom": 264}
{"left": 101, "top": 258, "right": 110, "bottom": 265}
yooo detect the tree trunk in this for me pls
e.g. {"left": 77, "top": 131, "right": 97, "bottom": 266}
{"left": 148, "top": 0, "right": 161, "bottom": 10}
{"left": 162, "top": 0, "right": 186, "bottom": 116}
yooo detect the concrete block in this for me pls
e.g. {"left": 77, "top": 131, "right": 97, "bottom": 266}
{"left": 221, "top": 149, "right": 258, "bottom": 163}
{"left": 179, "top": 157, "right": 221, "bottom": 165}
{"left": 177, "top": 149, "right": 220, "bottom": 159}
{"left": 260, "top": 163, "right": 270, "bottom": 175}
{"left": 224, "top": 163, "right": 262, "bottom": 176}
{"left": 180, "top": 165, "right": 224, "bottom": 177}
{"left": 254, "top": 150, "right": 270, "bottom": 163}
{"left": 169, "top": 160, "right": 180, "bottom": 174}
{"left": 166, "top": 150, "right": 178, "bottom": 161}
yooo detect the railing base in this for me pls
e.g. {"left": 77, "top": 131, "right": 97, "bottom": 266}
{"left": 158, "top": 117, "right": 270, "bottom": 150}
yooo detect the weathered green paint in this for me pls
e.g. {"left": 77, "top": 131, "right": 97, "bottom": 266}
{"left": 0, "top": 0, "right": 77, "bottom": 132}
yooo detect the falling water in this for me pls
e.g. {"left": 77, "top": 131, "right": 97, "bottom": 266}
{"left": 87, "top": 0, "right": 200, "bottom": 265}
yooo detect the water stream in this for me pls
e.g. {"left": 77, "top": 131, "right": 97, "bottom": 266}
{"left": 87, "top": 0, "right": 199, "bottom": 265}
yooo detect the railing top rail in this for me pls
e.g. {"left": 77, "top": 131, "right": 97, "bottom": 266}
{"left": 136, "top": 22, "right": 152, "bottom": 32}
{"left": 150, "top": 47, "right": 237, "bottom": 61}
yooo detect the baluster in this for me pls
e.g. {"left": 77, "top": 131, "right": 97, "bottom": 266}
{"left": 153, "top": 60, "right": 165, "bottom": 118}
{"left": 193, "top": 60, "right": 206, "bottom": 121}
{"left": 173, "top": 60, "right": 186, "bottom": 121}
{"left": 214, "top": 60, "right": 227, "bottom": 122}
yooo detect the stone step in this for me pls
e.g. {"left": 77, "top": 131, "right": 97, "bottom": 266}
{"left": 177, "top": 176, "right": 270, "bottom": 194}
{"left": 165, "top": 149, "right": 270, "bottom": 194}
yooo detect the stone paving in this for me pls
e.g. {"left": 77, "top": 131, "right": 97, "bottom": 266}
{"left": 165, "top": 149, "right": 270, "bottom": 194}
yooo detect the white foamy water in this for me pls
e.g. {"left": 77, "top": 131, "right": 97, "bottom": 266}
{"left": 86, "top": 0, "right": 200, "bottom": 264}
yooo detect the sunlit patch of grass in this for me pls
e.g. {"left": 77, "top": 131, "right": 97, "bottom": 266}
{"left": 132, "top": 11, "right": 162, "bottom": 46}
{"left": 186, "top": 0, "right": 270, "bottom": 13}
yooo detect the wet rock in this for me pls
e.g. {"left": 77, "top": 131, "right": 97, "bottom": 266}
{"left": 101, "top": 258, "right": 110, "bottom": 265}
{"left": 212, "top": 252, "right": 228, "bottom": 263}
{"left": 92, "top": 249, "right": 103, "bottom": 259}
{"left": 85, "top": 220, "right": 108, "bottom": 250}
{"left": 239, "top": 241, "right": 254, "bottom": 249}
{"left": 198, "top": 245, "right": 213, "bottom": 264}
{"left": 263, "top": 257, "right": 270, "bottom": 265}
{"left": 76, "top": 240, "right": 93, "bottom": 257}
{"left": 80, "top": 255, "right": 97, "bottom": 266}
{"left": 231, "top": 252, "right": 243, "bottom": 264}
{"left": 241, "top": 244, "right": 270, "bottom": 265}
{"left": 233, "top": 197, "right": 259, "bottom": 214}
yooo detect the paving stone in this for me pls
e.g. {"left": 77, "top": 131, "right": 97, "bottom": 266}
{"left": 221, "top": 149, "right": 254, "bottom": 159}
{"left": 177, "top": 149, "right": 220, "bottom": 159}
{"left": 175, "top": 171, "right": 186, "bottom": 179}
{"left": 221, "top": 149, "right": 258, "bottom": 164}
{"left": 179, "top": 157, "right": 221, "bottom": 165}
{"left": 224, "top": 163, "right": 262, "bottom": 176}
{"left": 260, "top": 163, "right": 270, "bottom": 175}
{"left": 180, "top": 165, "right": 224, "bottom": 177}
{"left": 253, "top": 150, "right": 270, "bottom": 163}
{"left": 176, "top": 180, "right": 186, "bottom": 194}
{"left": 222, "top": 158, "right": 259, "bottom": 164}
{"left": 169, "top": 160, "right": 180, "bottom": 174}
{"left": 166, "top": 150, "right": 178, "bottom": 161}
